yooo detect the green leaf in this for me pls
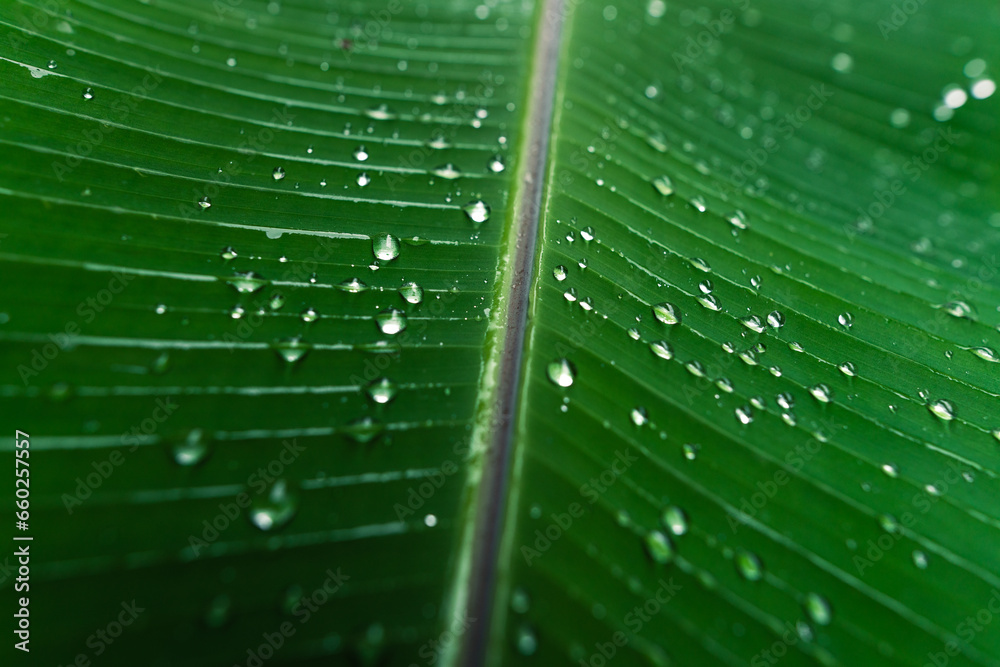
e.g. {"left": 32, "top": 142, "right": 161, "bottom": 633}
{"left": 2, "top": 0, "right": 999, "bottom": 666}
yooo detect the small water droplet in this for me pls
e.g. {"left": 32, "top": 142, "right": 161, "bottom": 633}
{"left": 553, "top": 265, "right": 568, "bottom": 281}
{"left": 547, "top": 358, "right": 576, "bottom": 387}
{"left": 649, "top": 340, "right": 673, "bottom": 360}
{"left": 516, "top": 625, "right": 537, "bottom": 656}
{"left": 226, "top": 271, "right": 267, "bottom": 294}
{"left": 661, "top": 506, "right": 688, "bottom": 536}
{"left": 356, "top": 172, "right": 371, "bottom": 187}
{"left": 735, "top": 550, "right": 764, "bottom": 581}
{"left": 689, "top": 257, "right": 711, "bottom": 272}
{"left": 766, "top": 311, "right": 785, "bottom": 329}
{"left": 563, "top": 288, "right": 578, "bottom": 302}
{"left": 345, "top": 416, "right": 384, "bottom": 443}
{"left": 301, "top": 308, "right": 318, "bottom": 323}
{"left": 689, "top": 196, "right": 707, "bottom": 212}
{"left": 698, "top": 294, "right": 721, "bottom": 311}
{"left": 272, "top": 166, "right": 286, "bottom": 181}
{"left": 938, "top": 300, "right": 975, "bottom": 319}
{"left": 337, "top": 277, "right": 368, "bottom": 293}
{"left": 627, "top": 327, "right": 641, "bottom": 341}
{"left": 682, "top": 443, "right": 699, "bottom": 460}
{"left": 171, "top": 428, "right": 210, "bottom": 466}
{"left": 726, "top": 210, "right": 748, "bottom": 230}
{"left": 249, "top": 479, "right": 298, "bottom": 531}
{"left": 631, "top": 406, "right": 649, "bottom": 426}
{"left": 838, "top": 362, "right": 856, "bottom": 376}
{"left": 197, "top": 196, "right": 212, "bottom": 210}
{"left": 488, "top": 155, "right": 506, "bottom": 173}
{"left": 155, "top": 304, "right": 167, "bottom": 315}
{"left": 912, "top": 550, "right": 929, "bottom": 569}
{"left": 735, "top": 405, "right": 754, "bottom": 425}
{"left": 376, "top": 309, "right": 407, "bottom": 335}
{"left": 879, "top": 513, "right": 901, "bottom": 535}
{"left": 652, "top": 175, "right": 674, "bottom": 196}
{"left": 82, "top": 87, "right": 94, "bottom": 100}
{"left": 838, "top": 312, "right": 853, "bottom": 328}
{"left": 653, "top": 302, "right": 680, "bottom": 325}
{"left": 742, "top": 315, "right": 764, "bottom": 333}
{"left": 373, "top": 233, "right": 400, "bottom": 261}
{"left": 882, "top": 462, "right": 899, "bottom": 478}
{"left": 580, "top": 226, "right": 595, "bottom": 242}
{"left": 273, "top": 337, "right": 309, "bottom": 364}
{"left": 803, "top": 593, "right": 832, "bottom": 626}
{"left": 353, "top": 145, "right": 369, "bottom": 161}
{"left": 365, "top": 377, "right": 397, "bottom": 404}
{"left": 432, "top": 163, "right": 462, "bottom": 180}
{"left": 643, "top": 530, "right": 674, "bottom": 564}
{"left": 220, "top": 246, "right": 237, "bottom": 260}
{"left": 463, "top": 199, "right": 491, "bottom": 223}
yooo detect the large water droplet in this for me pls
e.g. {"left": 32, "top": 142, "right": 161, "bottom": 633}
{"left": 939, "top": 300, "right": 975, "bottom": 319}
{"left": 766, "top": 311, "right": 785, "bottom": 329}
{"left": 809, "top": 384, "right": 832, "bottom": 403}
{"left": 970, "top": 346, "right": 999, "bottom": 363}
{"left": 399, "top": 282, "right": 423, "bottom": 304}
{"left": 273, "top": 337, "right": 309, "bottom": 364}
{"left": 337, "top": 277, "right": 368, "bottom": 293}
{"left": 553, "top": 265, "right": 568, "bottom": 281}
{"left": 373, "top": 233, "right": 400, "bottom": 261}
{"left": 547, "top": 358, "right": 576, "bottom": 387}
{"left": 928, "top": 399, "right": 955, "bottom": 421}
{"left": 743, "top": 315, "right": 765, "bottom": 333}
{"left": 649, "top": 340, "right": 673, "bottom": 360}
{"left": 653, "top": 302, "right": 680, "bottom": 325}
{"left": 838, "top": 312, "right": 853, "bottom": 328}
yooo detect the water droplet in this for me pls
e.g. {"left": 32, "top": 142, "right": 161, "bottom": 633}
{"left": 879, "top": 513, "right": 901, "bottom": 535}
{"left": 337, "top": 277, "right": 368, "bottom": 293}
{"left": 399, "top": 282, "right": 423, "bottom": 304}
{"left": 649, "top": 340, "right": 673, "bottom": 360}
{"left": 226, "top": 271, "right": 267, "bottom": 294}
{"left": 166, "top": 427, "right": 209, "bottom": 465}
{"left": 155, "top": 304, "right": 167, "bottom": 315}
{"left": 273, "top": 337, "right": 309, "bottom": 364}
{"left": 726, "top": 210, "right": 748, "bottom": 230}
{"left": 735, "top": 550, "right": 764, "bottom": 581}
{"left": 766, "top": 311, "right": 785, "bottom": 329}
{"left": 353, "top": 145, "right": 369, "bottom": 161}
{"left": 912, "top": 550, "right": 929, "bottom": 569}
{"left": 750, "top": 275, "right": 762, "bottom": 289}
{"left": 196, "top": 196, "right": 212, "bottom": 210}
{"left": 272, "top": 166, "right": 286, "bottom": 181}
{"left": 516, "top": 625, "right": 537, "bottom": 656}
{"left": 685, "top": 360, "right": 706, "bottom": 377}
{"left": 735, "top": 405, "right": 754, "bottom": 425}
{"left": 463, "top": 199, "right": 491, "bottom": 223}
{"left": 698, "top": 280, "right": 714, "bottom": 295}
{"left": 838, "top": 362, "right": 856, "bottom": 376}
{"left": 689, "top": 257, "right": 711, "bottom": 272}
{"left": 716, "top": 377, "right": 734, "bottom": 393}
{"left": 643, "top": 530, "right": 674, "bottom": 564}
{"left": 627, "top": 327, "right": 641, "bottom": 341}
{"left": 563, "top": 288, "right": 578, "bottom": 302}
{"left": 580, "top": 226, "right": 595, "bottom": 242}
{"left": 553, "top": 265, "right": 568, "bottom": 281}
{"left": 882, "top": 462, "right": 899, "bottom": 478}
{"left": 220, "top": 246, "right": 237, "bottom": 260}
{"left": 653, "top": 302, "right": 680, "bottom": 325}
{"left": 661, "top": 506, "right": 687, "bottom": 536}
{"left": 345, "top": 416, "right": 384, "bottom": 443}
{"left": 432, "top": 163, "right": 462, "bottom": 180}
{"left": 698, "top": 295, "right": 721, "bottom": 311}
{"left": 803, "top": 593, "right": 832, "bottom": 626}
{"left": 970, "top": 347, "right": 999, "bottom": 363}
{"left": 488, "top": 155, "right": 506, "bottom": 173}
{"left": 249, "top": 480, "right": 298, "bottom": 531}
{"left": 376, "top": 309, "right": 407, "bottom": 335}
{"left": 510, "top": 587, "right": 531, "bottom": 614}
{"left": 742, "top": 315, "right": 764, "bottom": 333}
{"left": 301, "top": 308, "right": 318, "bottom": 323}
{"left": 682, "top": 443, "right": 699, "bottom": 460}
{"left": 229, "top": 305, "right": 246, "bottom": 319}
{"left": 652, "top": 175, "right": 674, "bottom": 196}
{"left": 82, "top": 87, "right": 94, "bottom": 100}
{"left": 546, "top": 358, "right": 576, "bottom": 388}
{"left": 938, "top": 300, "right": 975, "bottom": 319}
{"left": 689, "top": 196, "right": 707, "bottom": 212}
{"left": 365, "top": 103, "right": 395, "bottom": 120}
{"left": 356, "top": 172, "right": 371, "bottom": 187}
{"left": 809, "top": 384, "right": 832, "bottom": 403}
{"left": 631, "top": 406, "right": 649, "bottom": 426}
{"left": 365, "top": 378, "right": 397, "bottom": 404}
{"left": 373, "top": 233, "right": 400, "bottom": 261}
{"left": 928, "top": 399, "right": 955, "bottom": 421}
{"left": 789, "top": 341, "right": 804, "bottom": 353}
{"left": 47, "top": 60, "right": 57, "bottom": 69}
{"left": 838, "top": 312, "right": 853, "bottom": 328}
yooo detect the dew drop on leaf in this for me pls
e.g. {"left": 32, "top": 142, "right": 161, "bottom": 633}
{"left": 171, "top": 428, "right": 210, "bottom": 466}
{"left": 249, "top": 480, "right": 297, "bottom": 531}
{"left": 882, "top": 462, "right": 899, "bottom": 478}
{"left": 698, "top": 295, "right": 721, "bottom": 311}
{"left": 803, "top": 592, "right": 832, "bottom": 626}
{"left": 682, "top": 443, "right": 699, "bottom": 460}
{"left": 689, "top": 196, "right": 707, "bottom": 212}
{"left": 353, "top": 145, "right": 369, "bottom": 161}
{"left": 809, "top": 384, "right": 832, "bottom": 403}
{"left": 226, "top": 271, "right": 267, "bottom": 294}
{"left": 432, "top": 163, "right": 461, "bottom": 180}
{"left": 742, "top": 315, "right": 764, "bottom": 333}
{"left": 272, "top": 166, "right": 285, "bottom": 181}
{"left": 463, "top": 199, "right": 491, "bottom": 223}
{"left": 643, "top": 530, "right": 674, "bottom": 564}
{"left": 653, "top": 302, "right": 680, "bottom": 325}
{"left": 912, "top": 550, "right": 929, "bottom": 569}
{"left": 365, "top": 377, "right": 397, "bottom": 404}
{"left": 197, "top": 196, "right": 212, "bottom": 210}
{"left": 488, "top": 154, "right": 506, "bottom": 173}
{"left": 82, "top": 87, "right": 94, "bottom": 100}
{"left": 516, "top": 625, "right": 537, "bottom": 656}
{"left": 928, "top": 399, "right": 955, "bottom": 421}
{"left": 546, "top": 358, "right": 576, "bottom": 387}
{"left": 376, "top": 309, "right": 407, "bottom": 335}
{"left": 838, "top": 362, "right": 856, "bottom": 376}
{"left": 726, "top": 209, "right": 748, "bottom": 230}
{"left": 553, "top": 265, "right": 568, "bottom": 281}
{"left": 338, "top": 277, "right": 368, "bottom": 293}
{"left": 399, "top": 282, "right": 423, "bottom": 304}
{"left": 661, "top": 506, "right": 688, "bottom": 536}
{"left": 373, "top": 233, "right": 400, "bottom": 261}
{"left": 838, "top": 312, "right": 853, "bottom": 328}
{"left": 220, "top": 246, "right": 237, "bottom": 260}
{"left": 649, "top": 340, "right": 673, "bottom": 360}
{"left": 970, "top": 346, "right": 999, "bottom": 362}
{"left": 357, "top": 172, "right": 371, "bottom": 187}
{"left": 652, "top": 175, "right": 674, "bottom": 196}
{"left": 273, "top": 337, "right": 309, "bottom": 364}
{"left": 766, "top": 311, "right": 785, "bottom": 329}
{"left": 631, "top": 406, "right": 649, "bottom": 426}
{"left": 735, "top": 550, "right": 764, "bottom": 581}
